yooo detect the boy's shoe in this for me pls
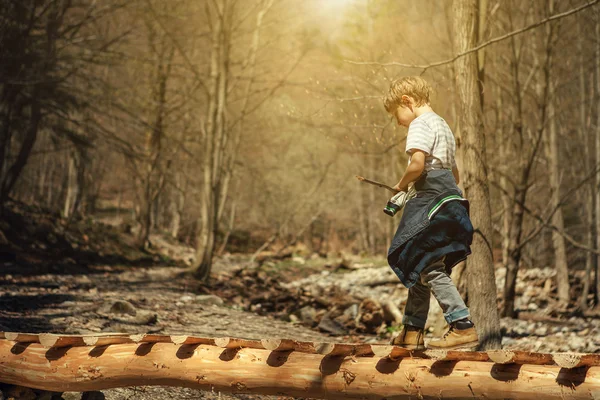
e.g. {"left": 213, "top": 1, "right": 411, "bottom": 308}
{"left": 428, "top": 320, "right": 479, "bottom": 350}
{"left": 389, "top": 326, "right": 425, "bottom": 350}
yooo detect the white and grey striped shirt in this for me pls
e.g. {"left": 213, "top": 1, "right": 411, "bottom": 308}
{"left": 406, "top": 112, "right": 456, "bottom": 171}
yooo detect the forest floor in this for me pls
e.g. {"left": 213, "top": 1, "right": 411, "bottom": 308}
{"left": 1, "top": 201, "right": 600, "bottom": 399}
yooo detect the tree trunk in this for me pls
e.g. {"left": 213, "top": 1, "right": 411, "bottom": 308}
{"left": 193, "top": 0, "right": 230, "bottom": 281}
{"left": 595, "top": 8, "right": 600, "bottom": 307}
{"left": 136, "top": 19, "right": 174, "bottom": 248}
{"left": 547, "top": 100, "right": 570, "bottom": 307}
{"left": 577, "top": 20, "right": 593, "bottom": 310}
{"left": 63, "top": 154, "right": 77, "bottom": 218}
{"left": 0, "top": 97, "right": 42, "bottom": 206}
{"left": 452, "top": 0, "right": 501, "bottom": 349}
{"left": 542, "top": 0, "right": 570, "bottom": 309}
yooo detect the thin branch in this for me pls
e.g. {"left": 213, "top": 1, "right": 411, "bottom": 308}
{"left": 345, "top": 0, "right": 600, "bottom": 71}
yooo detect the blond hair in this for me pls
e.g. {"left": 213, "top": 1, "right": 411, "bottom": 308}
{"left": 383, "top": 76, "right": 432, "bottom": 112}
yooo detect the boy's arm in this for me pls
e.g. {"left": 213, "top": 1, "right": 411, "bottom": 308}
{"left": 392, "top": 150, "right": 426, "bottom": 192}
{"left": 452, "top": 164, "right": 460, "bottom": 184}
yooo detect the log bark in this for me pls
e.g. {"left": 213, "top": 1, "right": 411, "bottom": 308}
{"left": 1, "top": 340, "right": 600, "bottom": 399}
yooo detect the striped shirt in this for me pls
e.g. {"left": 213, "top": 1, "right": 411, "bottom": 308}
{"left": 406, "top": 112, "right": 457, "bottom": 171}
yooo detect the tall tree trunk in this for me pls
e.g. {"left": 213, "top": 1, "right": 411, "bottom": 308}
{"left": 543, "top": 0, "right": 570, "bottom": 309}
{"left": 452, "top": 0, "right": 501, "bottom": 349}
{"left": 0, "top": 97, "right": 42, "bottom": 205}
{"left": 547, "top": 114, "right": 570, "bottom": 307}
{"left": 63, "top": 154, "right": 77, "bottom": 218}
{"left": 137, "top": 20, "right": 174, "bottom": 248}
{"left": 577, "top": 19, "right": 593, "bottom": 310}
{"left": 595, "top": 8, "right": 600, "bottom": 306}
{"left": 194, "top": 0, "right": 230, "bottom": 281}
{"left": 503, "top": 182, "right": 526, "bottom": 318}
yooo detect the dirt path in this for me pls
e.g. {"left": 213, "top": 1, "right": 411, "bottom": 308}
{"left": 0, "top": 264, "right": 332, "bottom": 400}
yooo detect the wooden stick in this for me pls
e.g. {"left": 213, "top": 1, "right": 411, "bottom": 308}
{"left": 214, "top": 337, "right": 264, "bottom": 349}
{"left": 39, "top": 334, "right": 86, "bottom": 348}
{"left": 553, "top": 353, "right": 600, "bottom": 368}
{"left": 261, "top": 338, "right": 296, "bottom": 351}
{"left": 487, "top": 350, "right": 553, "bottom": 365}
{"left": 170, "top": 336, "right": 215, "bottom": 346}
{"left": 315, "top": 343, "right": 355, "bottom": 357}
{"left": 371, "top": 345, "right": 420, "bottom": 359}
{"left": 129, "top": 334, "right": 172, "bottom": 344}
{"left": 83, "top": 334, "right": 134, "bottom": 347}
{"left": 4, "top": 333, "right": 40, "bottom": 343}
{"left": 425, "top": 349, "right": 490, "bottom": 362}
{"left": 355, "top": 176, "right": 397, "bottom": 193}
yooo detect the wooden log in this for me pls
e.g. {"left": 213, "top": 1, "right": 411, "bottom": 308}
{"left": 261, "top": 338, "right": 296, "bottom": 351}
{"left": 1, "top": 340, "right": 599, "bottom": 399}
{"left": 488, "top": 350, "right": 554, "bottom": 365}
{"left": 214, "top": 337, "right": 264, "bottom": 349}
{"left": 553, "top": 353, "right": 600, "bottom": 368}
{"left": 83, "top": 334, "right": 134, "bottom": 347}
{"left": 129, "top": 334, "right": 172, "bottom": 344}
{"left": 425, "top": 349, "right": 489, "bottom": 362}
{"left": 371, "top": 345, "right": 421, "bottom": 359}
{"left": 170, "top": 336, "right": 215, "bottom": 346}
{"left": 39, "top": 334, "right": 86, "bottom": 348}
{"left": 4, "top": 332, "right": 40, "bottom": 343}
{"left": 314, "top": 343, "right": 375, "bottom": 357}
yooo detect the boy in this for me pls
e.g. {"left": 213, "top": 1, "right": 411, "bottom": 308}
{"left": 383, "top": 76, "right": 478, "bottom": 350}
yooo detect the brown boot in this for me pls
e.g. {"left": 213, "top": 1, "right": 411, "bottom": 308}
{"left": 428, "top": 320, "right": 479, "bottom": 350}
{"left": 390, "top": 326, "right": 425, "bottom": 350}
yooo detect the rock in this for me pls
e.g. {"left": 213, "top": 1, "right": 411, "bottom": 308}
{"left": 179, "top": 295, "right": 194, "bottom": 303}
{"left": 109, "top": 300, "right": 137, "bottom": 316}
{"left": 534, "top": 326, "right": 548, "bottom": 336}
{"left": 61, "top": 393, "right": 82, "bottom": 400}
{"left": 296, "top": 306, "right": 317, "bottom": 326}
{"left": 343, "top": 304, "right": 359, "bottom": 320}
{"left": 317, "top": 311, "right": 348, "bottom": 335}
{"left": 288, "top": 314, "right": 300, "bottom": 323}
{"left": 569, "top": 335, "right": 586, "bottom": 351}
{"left": 194, "top": 295, "right": 224, "bottom": 306}
{"left": 133, "top": 310, "right": 158, "bottom": 325}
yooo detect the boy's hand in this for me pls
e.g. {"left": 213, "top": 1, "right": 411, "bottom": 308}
{"left": 392, "top": 184, "right": 407, "bottom": 193}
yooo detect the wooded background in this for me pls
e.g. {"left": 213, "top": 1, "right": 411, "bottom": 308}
{"left": 1, "top": 0, "right": 599, "bottom": 328}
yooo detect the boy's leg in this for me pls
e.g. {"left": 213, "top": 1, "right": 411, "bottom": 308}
{"left": 402, "top": 276, "right": 431, "bottom": 329}
{"left": 392, "top": 280, "right": 429, "bottom": 348}
{"left": 420, "top": 257, "right": 470, "bottom": 324}
{"left": 422, "top": 257, "right": 478, "bottom": 349}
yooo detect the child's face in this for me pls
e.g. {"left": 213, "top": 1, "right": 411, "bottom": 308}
{"left": 393, "top": 104, "right": 415, "bottom": 127}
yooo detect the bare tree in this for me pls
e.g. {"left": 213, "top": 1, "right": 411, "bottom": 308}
{"left": 452, "top": 0, "right": 501, "bottom": 349}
